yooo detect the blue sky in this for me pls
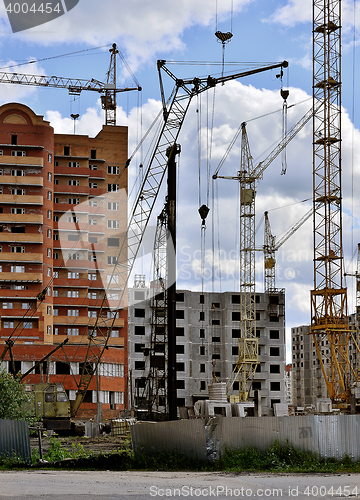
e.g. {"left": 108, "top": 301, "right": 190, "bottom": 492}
{"left": 0, "top": 0, "right": 359, "bottom": 361}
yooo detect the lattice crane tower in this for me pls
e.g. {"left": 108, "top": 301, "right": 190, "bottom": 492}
{"left": 311, "top": 0, "right": 351, "bottom": 403}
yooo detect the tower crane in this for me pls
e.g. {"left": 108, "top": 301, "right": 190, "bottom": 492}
{"left": 310, "top": 0, "right": 357, "bottom": 405}
{"left": 0, "top": 43, "right": 141, "bottom": 126}
{"left": 78, "top": 59, "right": 289, "bottom": 420}
{"left": 213, "top": 105, "right": 316, "bottom": 402}
{"left": 263, "top": 206, "right": 315, "bottom": 292}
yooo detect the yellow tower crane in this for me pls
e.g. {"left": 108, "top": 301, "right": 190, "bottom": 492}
{"left": 310, "top": 0, "right": 358, "bottom": 406}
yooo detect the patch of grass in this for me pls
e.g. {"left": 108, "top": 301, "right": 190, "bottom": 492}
{"left": 26, "top": 438, "right": 360, "bottom": 472}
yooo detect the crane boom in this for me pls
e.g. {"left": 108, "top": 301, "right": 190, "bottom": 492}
{"left": 70, "top": 58, "right": 289, "bottom": 415}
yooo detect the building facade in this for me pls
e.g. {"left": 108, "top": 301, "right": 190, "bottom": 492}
{"left": 0, "top": 103, "right": 128, "bottom": 418}
{"left": 291, "top": 314, "right": 358, "bottom": 407}
{"left": 128, "top": 282, "right": 287, "bottom": 416}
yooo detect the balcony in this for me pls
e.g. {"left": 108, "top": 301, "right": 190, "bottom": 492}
{"left": 0, "top": 214, "right": 43, "bottom": 224}
{"left": 0, "top": 175, "right": 44, "bottom": 186}
{"left": 0, "top": 252, "right": 43, "bottom": 263}
{"left": 54, "top": 166, "right": 90, "bottom": 177}
{"left": 55, "top": 185, "right": 90, "bottom": 195}
{"left": 0, "top": 272, "right": 42, "bottom": 282}
{"left": 53, "top": 258, "right": 90, "bottom": 270}
{"left": 53, "top": 203, "right": 89, "bottom": 214}
{"left": 0, "top": 156, "right": 44, "bottom": 168}
{"left": 54, "top": 335, "right": 124, "bottom": 346}
{"left": 53, "top": 316, "right": 123, "bottom": 328}
{"left": 0, "top": 195, "right": 43, "bottom": 205}
{"left": 0, "top": 233, "right": 43, "bottom": 244}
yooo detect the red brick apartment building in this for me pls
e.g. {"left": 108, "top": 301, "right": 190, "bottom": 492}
{"left": 0, "top": 102, "right": 128, "bottom": 419}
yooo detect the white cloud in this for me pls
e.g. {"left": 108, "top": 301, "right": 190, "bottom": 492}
{"left": 0, "top": 0, "right": 255, "bottom": 70}
{"left": 0, "top": 59, "right": 47, "bottom": 103}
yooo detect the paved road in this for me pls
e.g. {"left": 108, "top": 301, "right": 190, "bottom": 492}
{"left": 0, "top": 471, "right": 359, "bottom": 500}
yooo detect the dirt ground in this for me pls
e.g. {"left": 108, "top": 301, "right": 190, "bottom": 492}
{"left": 30, "top": 433, "right": 131, "bottom": 457}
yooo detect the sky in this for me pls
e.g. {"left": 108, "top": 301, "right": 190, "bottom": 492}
{"left": 0, "top": 0, "right": 359, "bottom": 361}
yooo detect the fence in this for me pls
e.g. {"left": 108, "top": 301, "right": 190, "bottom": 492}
{"left": 0, "top": 419, "right": 31, "bottom": 464}
{"left": 130, "top": 415, "right": 360, "bottom": 461}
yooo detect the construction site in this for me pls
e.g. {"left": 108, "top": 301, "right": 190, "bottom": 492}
{"left": 0, "top": 0, "right": 360, "bottom": 460}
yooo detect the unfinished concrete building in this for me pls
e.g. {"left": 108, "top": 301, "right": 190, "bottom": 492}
{"left": 128, "top": 282, "right": 287, "bottom": 416}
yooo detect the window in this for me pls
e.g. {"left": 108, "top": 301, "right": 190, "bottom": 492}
{"left": 270, "top": 347, "right": 280, "bottom": 357}
{"left": 67, "top": 309, "right": 79, "bottom": 317}
{"left": 108, "top": 165, "right": 119, "bottom": 175}
{"left": 11, "top": 265, "right": 25, "bottom": 273}
{"left": 270, "top": 382, "right": 281, "bottom": 392}
{"left": 200, "top": 311, "right": 205, "bottom": 321}
{"left": 199, "top": 329, "right": 205, "bottom": 338}
{"left": 11, "top": 188, "right": 25, "bottom": 195}
{"left": 23, "top": 322, "right": 33, "bottom": 329}
{"left": 200, "top": 364, "right": 205, "bottom": 373}
{"left": 11, "top": 169, "right": 25, "bottom": 176}
{"left": 108, "top": 183, "right": 119, "bottom": 192}
{"left": 90, "top": 149, "right": 96, "bottom": 159}
{"left": 89, "top": 164, "right": 98, "bottom": 170}
{"left": 3, "top": 321, "right": 14, "bottom": 328}
{"left": 88, "top": 273, "right": 97, "bottom": 280}
{"left": 88, "top": 311, "right": 97, "bottom": 318}
{"left": 176, "top": 309, "right": 184, "bottom": 319}
{"left": 11, "top": 150, "right": 26, "bottom": 156}
{"left": 107, "top": 274, "right": 119, "bottom": 284}
{"left": 134, "top": 361, "right": 145, "bottom": 370}
{"left": 53, "top": 271, "right": 59, "bottom": 278}
{"left": 89, "top": 236, "right": 97, "bottom": 243}
{"left": 53, "top": 290, "right": 58, "bottom": 297}
{"left": 176, "top": 345, "right": 184, "bottom": 354}
{"left": 253, "top": 381, "right": 262, "bottom": 390}
{"left": 270, "top": 330, "right": 280, "bottom": 339}
{"left": 107, "top": 219, "right": 119, "bottom": 229}
{"left": 200, "top": 346, "right": 205, "bottom": 355}
{"left": 108, "top": 202, "right": 119, "bottom": 211}
{"left": 11, "top": 208, "right": 25, "bottom": 214}
{"left": 53, "top": 309, "right": 58, "bottom": 316}
{"left": 47, "top": 210, "right": 52, "bottom": 219}
{"left": 134, "top": 325, "right": 145, "bottom": 335}
{"left": 47, "top": 229, "right": 52, "bottom": 238}
{"left": 67, "top": 290, "right": 79, "bottom": 298}
{"left": 11, "top": 134, "right": 17, "bottom": 145}
{"left": 200, "top": 381, "right": 206, "bottom": 391}
{"left": 232, "top": 294, "right": 240, "bottom": 304}
{"left": 232, "top": 329, "right": 240, "bottom": 338}
{"left": 68, "top": 198, "right": 80, "bottom": 205}
{"left": 232, "top": 346, "right": 238, "bottom": 355}
{"left": 88, "top": 253, "right": 97, "bottom": 262}
{"left": 89, "top": 219, "right": 98, "bottom": 225}
{"left": 176, "top": 327, "right": 184, "bottom": 336}
{"left": 3, "top": 302, "right": 13, "bottom": 309}
{"left": 89, "top": 182, "right": 98, "bottom": 189}
{"left": 11, "top": 246, "right": 25, "bottom": 253}
{"left": 270, "top": 315, "right": 279, "bottom": 323}
{"left": 68, "top": 234, "right": 80, "bottom": 241}
{"left": 212, "top": 336, "right": 220, "bottom": 342}
{"left": 212, "top": 319, "right": 220, "bottom": 325}
{"left": 68, "top": 328, "right": 79, "bottom": 335}
{"left": 134, "top": 308, "right": 145, "bottom": 318}
{"left": 68, "top": 216, "right": 79, "bottom": 223}
{"left": 68, "top": 161, "right": 79, "bottom": 168}
{"left": 68, "top": 179, "right": 80, "bottom": 186}
{"left": 54, "top": 161, "right": 59, "bottom": 167}
{"left": 47, "top": 191, "right": 52, "bottom": 201}
{"left": 212, "top": 302, "right": 220, "bottom": 309}
{"left": 64, "top": 146, "right": 70, "bottom": 155}
{"left": 176, "top": 362, "right": 185, "bottom": 372}
{"left": 47, "top": 267, "right": 51, "bottom": 277}
{"left": 107, "top": 256, "right": 118, "bottom": 265}
{"left": 256, "top": 312, "right": 261, "bottom": 321}
{"left": 68, "top": 272, "right": 80, "bottom": 279}
{"left": 177, "top": 380, "right": 185, "bottom": 389}
{"left": 22, "top": 303, "right": 29, "bottom": 309}
{"left": 270, "top": 365, "right": 281, "bottom": 374}
{"left": 47, "top": 306, "right": 52, "bottom": 315}
{"left": 107, "top": 238, "right": 119, "bottom": 247}
{"left": 48, "top": 153, "right": 52, "bottom": 163}
{"left": 89, "top": 199, "right": 98, "bottom": 207}
{"left": 232, "top": 312, "right": 240, "bottom": 321}
{"left": 11, "top": 227, "right": 25, "bottom": 233}
{"left": 200, "top": 294, "right": 204, "bottom": 304}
